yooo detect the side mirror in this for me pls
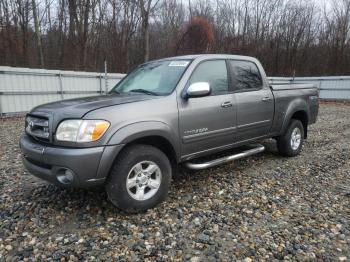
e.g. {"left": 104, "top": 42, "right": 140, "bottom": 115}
{"left": 185, "top": 82, "right": 211, "bottom": 98}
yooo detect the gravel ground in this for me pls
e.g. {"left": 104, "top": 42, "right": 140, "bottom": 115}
{"left": 0, "top": 102, "right": 350, "bottom": 261}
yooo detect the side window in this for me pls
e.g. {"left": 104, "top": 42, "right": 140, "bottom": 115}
{"left": 188, "top": 60, "right": 229, "bottom": 95}
{"left": 229, "top": 60, "right": 263, "bottom": 91}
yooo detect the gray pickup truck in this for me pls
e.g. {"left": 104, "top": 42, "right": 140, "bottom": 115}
{"left": 20, "top": 54, "right": 319, "bottom": 212}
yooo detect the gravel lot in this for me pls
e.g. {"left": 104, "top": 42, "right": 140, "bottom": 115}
{"left": 0, "top": 102, "right": 350, "bottom": 261}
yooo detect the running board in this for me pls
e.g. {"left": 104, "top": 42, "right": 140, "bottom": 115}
{"left": 185, "top": 144, "right": 265, "bottom": 170}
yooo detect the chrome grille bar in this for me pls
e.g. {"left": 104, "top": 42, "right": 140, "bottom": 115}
{"left": 26, "top": 115, "right": 50, "bottom": 141}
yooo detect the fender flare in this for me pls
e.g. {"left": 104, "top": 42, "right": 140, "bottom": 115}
{"left": 107, "top": 121, "right": 180, "bottom": 160}
{"left": 280, "top": 98, "right": 310, "bottom": 135}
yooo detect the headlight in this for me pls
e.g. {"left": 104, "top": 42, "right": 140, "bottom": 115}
{"left": 56, "top": 120, "right": 110, "bottom": 142}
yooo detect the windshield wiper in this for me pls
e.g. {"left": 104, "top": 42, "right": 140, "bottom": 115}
{"left": 129, "top": 89, "right": 159, "bottom": 96}
{"left": 110, "top": 89, "right": 120, "bottom": 94}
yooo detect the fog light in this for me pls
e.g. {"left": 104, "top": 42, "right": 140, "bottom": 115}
{"left": 56, "top": 169, "right": 74, "bottom": 184}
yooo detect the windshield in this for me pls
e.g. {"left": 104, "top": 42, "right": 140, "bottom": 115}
{"left": 111, "top": 60, "right": 191, "bottom": 96}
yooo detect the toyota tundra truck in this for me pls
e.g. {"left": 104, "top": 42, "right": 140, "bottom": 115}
{"left": 20, "top": 54, "right": 319, "bottom": 213}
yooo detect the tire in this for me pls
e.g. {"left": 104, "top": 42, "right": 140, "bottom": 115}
{"left": 105, "top": 144, "right": 172, "bottom": 213}
{"left": 277, "top": 119, "right": 304, "bottom": 157}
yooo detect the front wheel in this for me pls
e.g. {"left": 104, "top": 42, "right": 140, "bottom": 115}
{"left": 105, "top": 144, "right": 172, "bottom": 213}
{"left": 277, "top": 119, "right": 304, "bottom": 157}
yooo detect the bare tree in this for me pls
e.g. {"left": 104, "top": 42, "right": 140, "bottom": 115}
{"left": 139, "top": 0, "right": 159, "bottom": 62}
{"left": 31, "top": 0, "right": 44, "bottom": 67}
{"left": 0, "top": 0, "right": 349, "bottom": 76}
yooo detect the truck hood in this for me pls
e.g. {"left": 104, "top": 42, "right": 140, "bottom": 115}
{"left": 30, "top": 93, "right": 157, "bottom": 120}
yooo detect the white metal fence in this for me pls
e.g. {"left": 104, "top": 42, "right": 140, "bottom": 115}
{"left": 0, "top": 66, "right": 349, "bottom": 116}
{"left": 0, "top": 66, "right": 125, "bottom": 116}
{"left": 268, "top": 76, "right": 350, "bottom": 100}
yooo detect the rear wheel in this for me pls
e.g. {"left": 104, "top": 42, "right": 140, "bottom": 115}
{"left": 277, "top": 119, "right": 304, "bottom": 157}
{"left": 105, "top": 144, "right": 172, "bottom": 213}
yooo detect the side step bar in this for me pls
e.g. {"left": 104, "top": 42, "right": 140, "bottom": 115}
{"left": 185, "top": 144, "right": 265, "bottom": 170}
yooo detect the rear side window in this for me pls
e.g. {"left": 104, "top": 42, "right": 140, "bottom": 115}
{"left": 188, "top": 60, "right": 229, "bottom": 95}
{"left": 229, "top": 60, "right": 263, "bottom": 91}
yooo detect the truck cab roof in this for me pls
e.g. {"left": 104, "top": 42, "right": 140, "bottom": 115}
{"left": 150, "top": 54, "right": 259, "bottom": 63}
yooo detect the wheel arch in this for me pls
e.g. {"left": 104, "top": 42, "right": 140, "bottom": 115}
{"left": 281, "top": 99, "right": 310, "bottom": 139}
{"left": 107, "top": 121, "right": 180, "bottom": 168}
{"left": 126, "top": 135, "right": 178, "bottom": 164}
{"left": 291, "top": 110, "right": 308, "bottom": 138}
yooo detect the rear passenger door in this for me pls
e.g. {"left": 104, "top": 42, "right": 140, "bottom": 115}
{"left": 228, "top": 60, "right": 274, "bottom": 142}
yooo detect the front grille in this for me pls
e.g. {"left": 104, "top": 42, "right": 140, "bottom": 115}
{"left": 25, "top": 115, "right": 50, "bottom": 142}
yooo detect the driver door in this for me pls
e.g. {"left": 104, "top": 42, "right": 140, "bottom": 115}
{"left": 178, "top": 60, "right": 237, "bottom": 158}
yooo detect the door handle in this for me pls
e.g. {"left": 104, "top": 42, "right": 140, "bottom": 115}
{"left": 221, "top": 101, "right": 233, "bottom": 108}
{"left": 262, "top": 97, "right": 272, "bottom": 102}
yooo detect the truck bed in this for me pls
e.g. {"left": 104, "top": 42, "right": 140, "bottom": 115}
{"left": 269, "top": 83, "right": 319, "bottom": 136}
{"left": 270, "top": 83, "right": 316, "bottom": 91}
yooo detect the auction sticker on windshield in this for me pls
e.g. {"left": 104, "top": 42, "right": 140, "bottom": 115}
{"left": 169, "top": 61, "right": 190, "bottom": 67}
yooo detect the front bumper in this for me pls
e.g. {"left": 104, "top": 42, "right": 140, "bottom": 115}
{"left": 20, "top": 134, "right": 124, "bottom": 187}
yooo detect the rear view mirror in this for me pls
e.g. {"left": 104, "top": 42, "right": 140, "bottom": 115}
{"left": 185, "top": 82, "right": 211, "bottom": 98}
